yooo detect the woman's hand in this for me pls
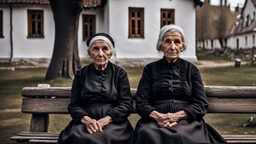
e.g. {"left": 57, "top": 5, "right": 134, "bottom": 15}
{"left": 158, "top": 110, "right": 189, "bottom": 128}
{"left": 150, "top": 110, "right": 189, "bottom": 128}
{"left": 149, "top": 110, "right": 165, "bottom": 122}
{"left": 149, "top": 110, "right": 173, "bottom": 127}
{"left": 98, "top": 115, "right": 113, "bottom": 129}
{"left": 158, "top": 113, "right": 179, "bottom": 128}
{"left": 81, "top": 116, "right": 103, "bottom": 133}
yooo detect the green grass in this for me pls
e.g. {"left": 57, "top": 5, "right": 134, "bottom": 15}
{"left": 204, "top": 114, "right": 256, "bottom": 135}
{"left": 196, "top": 49, "right": 233, "bottom": 62}
{"left": 0, "top": 54, "right": 256, "bottom": 143}
{"left": 200, "top": 65, "right": 256, "bottom": 86}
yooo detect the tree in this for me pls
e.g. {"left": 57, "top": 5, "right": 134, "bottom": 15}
{"left": 45, "top": 0, "right": 83, "bottom": 81}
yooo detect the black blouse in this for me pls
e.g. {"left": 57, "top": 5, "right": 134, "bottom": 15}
{"left": 136, "top": 58, "right": 208, "bottom": 121}
{"left": 68, "top": 62, "right": 133, "bottom": 123}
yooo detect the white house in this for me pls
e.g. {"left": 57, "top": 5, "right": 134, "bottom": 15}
{"left": 0, "top": 0, "right": 203, "bottom": 64}
{"left": 227, "top": 0, "right": 256, "bottom": 51}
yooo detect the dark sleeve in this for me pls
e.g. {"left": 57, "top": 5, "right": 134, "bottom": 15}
{"left": 136, "top": 65, "right": 156, "bottom": 118}
{"left": 182, "top": 66, "right": 208, "bottom": 121}
{"left": 107, "top": 69, "right": 133, "bottom": 123}
{"left": 68, "top": 70, "right": 88, "bottom": 123}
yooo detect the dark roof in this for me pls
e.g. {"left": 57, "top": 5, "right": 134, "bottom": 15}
{"left": 194, "top": 0, "right": 204, "bottom": 7}
{"left": 0, "top": 0, "right": 105, "bottom": 8}
{"left": 1, "top": 0, "right": 203, "bottom": 7}
{"left": 0, "top": 0, "right": 49, "bottom": 4}
{"left": 252, "top": 0, "right": 256, "bottom": 6}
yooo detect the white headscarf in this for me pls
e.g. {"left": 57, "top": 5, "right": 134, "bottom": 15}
{"left": 89, "top": 36, "right": 114, "bottom": 49}
{"left": 156, "top": 24, "right": 186, "bottom": 51}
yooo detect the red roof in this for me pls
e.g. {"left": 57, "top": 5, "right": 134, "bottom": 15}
{"left": 0, "top": 0, "right": 104, "bottom": 7}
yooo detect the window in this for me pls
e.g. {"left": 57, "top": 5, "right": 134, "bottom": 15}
{"left": 128, "top": 7, "right": 144, "bottom": 38}
{"left": 27, "top": 10, "right": 44, "bottom": 38}
{"left": 245, "top": 36, "right": 247, "bottom": 46}
{"left": 246, "top": 15, "right": 250, "bottom": 26}
{"left": 253, "top": 35, "right": 255, "bottom": 45}
{"left": 83, "top": 14, "right": 96, "bottom": 41}
{"left": 0, "top": 10, "right": 3, "bottom": 38}
{"left": 160, "top": 9, "right": 175, "bottom": 28}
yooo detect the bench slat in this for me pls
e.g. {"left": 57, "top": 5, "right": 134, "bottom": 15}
{"left": 22, "top": 87, "right": 71, "bottom": 98}
{"left": 204, "top": 86, "right": 256, "bottom": 98}
{"left": 18, "top": 131, "right": 58, "bottom": 137}
{"left": 22, "top": 86, "right": 256, "bottom": 98}
{"left": 22, "top": 97, "right": 256, "bottom": 113}
{"left": 11, "top": 133, "right": 256, "bottom": 144}
{"left": 223, "top": 135, "right": 256, "bottom": 138}
{"left": 22, "top": 98, "right": 69, "bottom": 114}
{"left": 208, "top": 98, "right": 256, "bottom": 113}
{"left": 10, "top": 136, "right": 58, "bottom": 140}
{"left": 29, "top": 139, "right": 57, "bottom": 143}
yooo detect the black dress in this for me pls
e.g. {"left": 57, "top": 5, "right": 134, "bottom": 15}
{"left": 58, "top": 62, "right": 134, "bottom": 144}
{"left": 135, "top": 58, "right": 226, "bottom": 144}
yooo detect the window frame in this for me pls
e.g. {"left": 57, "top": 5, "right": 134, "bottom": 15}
{"left": 253, "top": 35, "right": 255, "bottom": 45}
{"left": 160, "top": 9, "right": 175, "bottom": 28}
{"left": 27, "top": 10, "right": 44, "bottom": 38}
{"left": 0, "top": 10, "right": 3, "bottom": 38}
{"left": 128, "top": 7, "right": 144, "bottom": 38}
{"left": 82, "top": 14, "right": 96, "bottom": 41}
{"left": 245, "top": 36, "right": 247, "bottom": 46}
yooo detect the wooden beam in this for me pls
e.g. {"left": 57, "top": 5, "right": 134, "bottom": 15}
{"left": 22, "top": 86, "right": 256, "bottom": 98}
{"left": 22, "top": 97, "right": 256, "bottom": 114}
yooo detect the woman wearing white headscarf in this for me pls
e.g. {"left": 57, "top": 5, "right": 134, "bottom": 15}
{"left": 58, "top": 33, "right": 134, "bottom": 144}
{"left": 134, "top": 24, "right": 226, "bottom": 143}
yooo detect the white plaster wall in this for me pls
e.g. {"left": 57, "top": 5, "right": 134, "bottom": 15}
{"left": 238, "top": 33, "right": 256, "bottom": 49}
{"left": 104, "top": 1, "right": 110, "bottom": 34}
{"left": 227, "top": 37, "right": 236, "bottom": 49}
{"left": 109, "top": 0, "right": 197, "bottom": 61}
{"left": 213, "top": 39, "right": 221, "bottom": 49}
{"left": 243, "top": 0, "right": 255, "bottom": 24}
{"left": 0, "top": 5, "right": 11, "bottom": 59}
{"left": 10, "top": 4, "right": 54, "bottom": 58}
{"left": 78, "top": 8, "right": 105, "bottom": 58}
{"left": 204, "top": 39, "right": 212, "bottom": 50}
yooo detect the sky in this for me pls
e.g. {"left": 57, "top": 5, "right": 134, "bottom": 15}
{"left": 204, "top": 0, "right": 246, "bottom": 11}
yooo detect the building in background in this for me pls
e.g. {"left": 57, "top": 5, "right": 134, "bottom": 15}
{"left": 0, "top": 0, "right": 203, "bottom": 65}
{"left": 227, "top": 0, "right": 256, "bottom": 52}
{"left": 196, "top": 0, "right": 239, "bottom": 50}
{"left": 197, "top": 0, "right": 256, "bottom": 57}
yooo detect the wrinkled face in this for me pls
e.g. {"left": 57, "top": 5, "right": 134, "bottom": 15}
{"left": 88, "top": 40, "right": 112, "bottom": 66}
{"left": 161, "top": 30, "right": 184, "bottom": 61}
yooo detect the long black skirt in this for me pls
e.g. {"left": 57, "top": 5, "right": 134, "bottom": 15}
{"left": 58, "top": 104, "right": 134, "bottom": 144}
{"left": 134, "top": 102, "right": 226, "bottom": 144}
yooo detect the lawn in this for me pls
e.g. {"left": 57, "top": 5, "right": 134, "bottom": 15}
{"left": 0, "top": 51, "right": 255, "bottom": 143}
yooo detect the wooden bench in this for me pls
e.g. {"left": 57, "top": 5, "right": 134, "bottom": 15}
{"left": 10, "top": 84, "right": 256, "bottom": 143}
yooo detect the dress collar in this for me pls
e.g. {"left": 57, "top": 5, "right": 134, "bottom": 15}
{"left": 163, "top": 57, "right": 181, "bottom": 66}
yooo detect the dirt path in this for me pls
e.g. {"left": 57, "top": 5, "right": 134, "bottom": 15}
{"left": 196, "top": 60, "right": 247, "bottom": 68}
{"left": 0, "top": 108, "right": 20, "bottom": 113}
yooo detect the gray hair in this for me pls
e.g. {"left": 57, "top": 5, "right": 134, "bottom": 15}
{"left": 156, "top": 24, "right": 186, "bottom": 51}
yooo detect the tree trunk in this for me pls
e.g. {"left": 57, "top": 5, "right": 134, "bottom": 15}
{"left": 45, "top": 0, "right": 83, "bottom": 81}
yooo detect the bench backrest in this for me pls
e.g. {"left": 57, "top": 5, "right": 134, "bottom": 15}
{"left": 22, "top": 86, "right": 256, "bottom": 114}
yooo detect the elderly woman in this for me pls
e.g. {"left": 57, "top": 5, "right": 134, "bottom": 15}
{"left": 58, "top": 33, "right": 134, "bottom": 144}
{"left": 134, "top": 24, "right": 226, "bottom": 143}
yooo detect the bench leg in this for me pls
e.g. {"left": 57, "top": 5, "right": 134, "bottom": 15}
{"left": 30, "top": 114, "right": 49, "bottom": 132}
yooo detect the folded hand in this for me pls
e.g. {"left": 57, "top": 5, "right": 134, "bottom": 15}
{"left": 81, "top": 116, "right": 103, "bottom": 133}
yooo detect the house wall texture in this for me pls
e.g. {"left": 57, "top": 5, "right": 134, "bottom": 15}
{"left": 0, "top": 0, "right": 198, "bottom": 63}
{"left": 109, "top": 0, "right": 197, "bottom": 62}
